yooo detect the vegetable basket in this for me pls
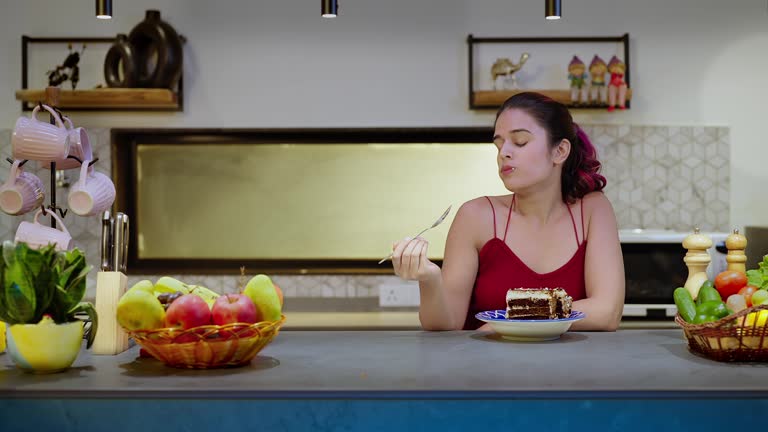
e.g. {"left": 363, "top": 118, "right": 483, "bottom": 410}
{"left": 675, "top": 304, "right": 768, "bottom": 362}
{"left": 127, "top": 315, "right": 286, "bottom": 369}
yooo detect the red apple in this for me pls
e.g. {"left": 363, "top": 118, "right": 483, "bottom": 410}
{"left": 165, "top": 294, "right": 212, "bottom": 329}
{"left": 212, "top": 293, "right": 258, "bottom": 325}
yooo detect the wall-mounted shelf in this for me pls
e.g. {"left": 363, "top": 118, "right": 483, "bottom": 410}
{"left": 19, "top": 36, "right": 184, "bottom": 112}
{"left": 467, "top": 34, "right": 631, "bottom": 110}
{"left": 15, "top": 88, "right": 180, "bottom": 110}
{"left": 473, "top": 88, "right": 633, "bottom": 109}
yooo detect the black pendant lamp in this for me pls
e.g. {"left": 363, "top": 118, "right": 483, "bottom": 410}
{"left": 545, "top": 0, "right": 561, "bottom": 20}
{"left": 96, "top": 0, "right": 113, "bottom": 19}
{"left": 322, "top": 0, "right": 339, "bottom": 18}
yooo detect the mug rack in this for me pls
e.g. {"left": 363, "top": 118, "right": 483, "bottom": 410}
{"left": 8, "top": 87, "right": 100, "bottom": 228}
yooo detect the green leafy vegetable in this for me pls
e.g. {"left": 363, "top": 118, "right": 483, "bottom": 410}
{"left": 0, "top": 241, "right": 97, "bottom": 344}
{"left": 746, "top": 255, "right": 768, "bottom": 290}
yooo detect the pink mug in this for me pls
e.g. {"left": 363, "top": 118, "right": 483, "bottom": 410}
{"left": 39, "top": 116, "right": 92, "bottom": 170}
{"left": 68, "top": 161, "right": 116, "bottom": 216}
{"left": 12, "top": 104, "right": 70, "bottom": 162}
{"left": 0, "top": 160, "right": 44, "bottom": 215}
{"left": 15, "top": 209, "right": 73, "bottom": 251}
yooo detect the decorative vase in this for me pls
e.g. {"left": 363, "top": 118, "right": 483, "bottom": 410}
{"left": 5, "top": 317, "right": 84, "bottom": 374}
{"left": 128, "top": 9, "right": 183, "bottom": 89}
{"left": 104, "top": 34, "right": 139, "bottom": 88}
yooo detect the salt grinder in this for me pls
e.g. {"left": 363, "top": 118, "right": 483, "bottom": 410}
{"left": 683, "top": 227, "right": 713, "bottom": 300}
{"left": 725, "top": 229, "right": 747, "bottom": 274}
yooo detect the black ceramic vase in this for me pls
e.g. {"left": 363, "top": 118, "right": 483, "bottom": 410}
{"left": 128, "top": 10, "right": 183, "bottom": 88}
{"left": 104, "top": 34, "right": 138, "bottom": 88}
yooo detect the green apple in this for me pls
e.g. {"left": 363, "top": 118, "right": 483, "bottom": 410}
{"left": 751, "top": 289, "right": 768, "bottom": 306}
{"left": 127, "top": 279, "right": 155, "bottom": 294}
{"left": 243, "top": 274, "right": 283, "bottom": 322}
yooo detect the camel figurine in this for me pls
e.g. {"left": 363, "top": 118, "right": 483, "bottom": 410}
{"left": 491, "top": 52, "right": 530, "bottom": 90}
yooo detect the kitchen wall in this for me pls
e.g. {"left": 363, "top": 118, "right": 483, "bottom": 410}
{"left": 0, "top": 0, "right": 763, "bottom": 306}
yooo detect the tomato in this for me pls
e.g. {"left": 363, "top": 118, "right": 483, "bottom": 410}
{"left": 714, "top": 271, "right": 748, "bottom": 299}
{"left": 738, "top": 285, "right": 759, "bottom": 307}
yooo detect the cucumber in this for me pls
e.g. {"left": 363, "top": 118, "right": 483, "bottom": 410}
{"left": 674, "top": 287, "right": 697, "bottom": 323}
{"left": 697, "top": 284, "right": 722, "bottom": 304}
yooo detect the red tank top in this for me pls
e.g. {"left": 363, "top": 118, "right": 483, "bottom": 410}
{"left": 463, "top": 195, "right": 587, "bottom": 330}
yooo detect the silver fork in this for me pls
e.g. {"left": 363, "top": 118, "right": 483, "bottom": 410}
{"left": 378, "top": 205, "right": 452, "bottom": 264}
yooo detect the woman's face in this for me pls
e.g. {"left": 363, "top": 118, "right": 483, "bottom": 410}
{"left": 493, "top": 108, "right": 560, "bottom": 192}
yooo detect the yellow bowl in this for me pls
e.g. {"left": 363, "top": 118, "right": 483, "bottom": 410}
{"left": 6, "top": 318, "right": 84, "bottom": 373}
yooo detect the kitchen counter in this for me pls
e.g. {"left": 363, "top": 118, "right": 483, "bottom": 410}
{"left": 2, "top": 330, "right": 765, "bottom": 431}
{"left": 1, "top": 329, "right": 766, "bottom": 398}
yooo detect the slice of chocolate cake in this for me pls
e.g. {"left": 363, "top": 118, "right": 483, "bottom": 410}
{"left": 505, "top": 288, "right": 573, "bottom": 320}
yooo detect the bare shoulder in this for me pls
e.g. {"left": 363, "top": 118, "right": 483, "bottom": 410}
{"left": 450, "top": 196, "right": 501, "bottom": 247}
{"left": 580, "top": 192, "right": 618, "bottom": 237}
{"left": 581, "top": 191, "right": 615, "bottom": 217}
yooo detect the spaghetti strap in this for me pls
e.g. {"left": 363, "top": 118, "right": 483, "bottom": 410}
{"left": 502, "top": 194, "right": 515, "bottom": 242}
{"left": 580, "top": 200, "right": 585, "bottom": 245}
{"left": 484, "top": 196, "right": 497, "bottom": 239}
{"left": 566, "top": 204, "right": 579, "bottom": 246}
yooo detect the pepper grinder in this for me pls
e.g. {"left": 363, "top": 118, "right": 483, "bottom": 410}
{"left": 725, "top": 228, "right": 748, "bottom": 274}
{"left": 683, "top": 227, "right": 713, "bottom": 300}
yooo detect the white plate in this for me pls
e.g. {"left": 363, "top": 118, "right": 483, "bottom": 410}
{"left": 475, "top": 310, "right": 586, "bottom": 341}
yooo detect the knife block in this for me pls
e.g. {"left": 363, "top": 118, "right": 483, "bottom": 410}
{"left": 92, "top": 271, "right": 130, "bottom": 355}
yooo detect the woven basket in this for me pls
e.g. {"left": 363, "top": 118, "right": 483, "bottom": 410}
{"left": 127, "top": 315, "right": 286, "bottom": 369}
{"left": 675, "top": 304, "right": 768, "bottom": 362}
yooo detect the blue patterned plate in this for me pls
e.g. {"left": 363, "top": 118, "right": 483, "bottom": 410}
{"left": 475, "top": 310, "right": 586, "bottom": 341}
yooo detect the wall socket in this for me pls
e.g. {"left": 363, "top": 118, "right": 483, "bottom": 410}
{"left": 378, "top": 282, "right": 420, "bottom": 307}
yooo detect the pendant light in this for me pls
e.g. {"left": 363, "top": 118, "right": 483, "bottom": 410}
{"left": 545, "top": 0, "right": 561, "bottom": 20}
{"left": 322, "top": 0, "right": 339, "bottom": 18}
{"left": 96, "top": 0, "right": 113, "bottom": 19}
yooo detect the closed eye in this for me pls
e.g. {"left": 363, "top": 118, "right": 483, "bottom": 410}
{"left": 515, "top": 142, "right": 528, "bottom": 147}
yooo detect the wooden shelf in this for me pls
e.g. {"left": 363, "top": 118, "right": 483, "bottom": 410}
{"left": 472, "top": 89, "right": 633, "bottom": 110}
{"left": 16, "top": 88, "right": 180, "bottom": 111}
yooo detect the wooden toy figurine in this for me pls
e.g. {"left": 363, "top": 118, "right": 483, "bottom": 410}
{"left": 725, "top": 228, "right": 748, "bottom": 274}
{"left": 588, "top": 55, "right": 607, "bottom": 105}
{"left": 607, "top": 55, "right": 628, "bottom": 111}
{"left": 567, "top": 56, "right": 588, "bottom": 105}
{"left": 683, "top": 227, "right": 713, "bottom": 300}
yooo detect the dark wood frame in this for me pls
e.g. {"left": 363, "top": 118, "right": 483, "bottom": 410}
{"left": 20, "top": 36, "right": 184, "bottom": 112}
{"left": 111, "top": 127, "right": 493, "bottom": 275}
{"left": 467, "top": 33, "right": 631, "bottom": 110}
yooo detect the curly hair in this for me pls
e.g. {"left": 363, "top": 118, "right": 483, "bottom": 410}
{"left": 495, "top": 92, "right": 607, "bottom": 203}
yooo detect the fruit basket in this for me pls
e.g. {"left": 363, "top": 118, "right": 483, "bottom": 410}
{"left": 675, "top": 304, "right": 768, "bottom": 362}
{"left": 127, "top": 315, "right": 286, "bottom": 369}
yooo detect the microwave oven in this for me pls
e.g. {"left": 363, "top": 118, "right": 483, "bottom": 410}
{"left": 619, "top": 229, "right": 729, "bottom": 319}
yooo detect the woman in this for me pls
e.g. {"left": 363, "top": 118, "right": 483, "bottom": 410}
{"left": 391, "top": 92, "right": 625, "bottom": 331}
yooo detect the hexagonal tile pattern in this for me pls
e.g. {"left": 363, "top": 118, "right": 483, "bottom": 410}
{"left": 0, "top": 123, "right": 731, "bottom": 306}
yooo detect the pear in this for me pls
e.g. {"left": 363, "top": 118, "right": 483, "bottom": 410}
{"left": 117, "top": 287, "right": 166, "bottom": 331}
{"left": 243, "top": 274, "right": 283, "bottom": 322}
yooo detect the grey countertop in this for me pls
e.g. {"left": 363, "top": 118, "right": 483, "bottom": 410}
{"left": 2, "top": 329, "right": 768, "bottom": 399}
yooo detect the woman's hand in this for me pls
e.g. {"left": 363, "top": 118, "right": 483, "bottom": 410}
{"left": 391, "top": 237, "right": 440, "bottom": 282}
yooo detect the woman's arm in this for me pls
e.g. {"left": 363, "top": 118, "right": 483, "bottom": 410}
{"left": 570, "top": 192, "right": 626, "bottom": 331}
{"left": 392, "top": 200, "right": 484, "bottom": 330}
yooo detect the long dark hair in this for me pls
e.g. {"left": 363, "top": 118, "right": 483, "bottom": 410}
{"left": 495, "top": 92, "right": 606, "bottom": 203}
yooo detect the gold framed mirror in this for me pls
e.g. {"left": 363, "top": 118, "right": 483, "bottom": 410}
{"left": 112, "top": 128, "right": 508, "bottom": 274}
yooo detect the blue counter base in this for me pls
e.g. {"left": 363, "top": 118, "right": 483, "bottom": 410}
{"left": 1, "top": 399, "right": 763, "bottom": 431}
